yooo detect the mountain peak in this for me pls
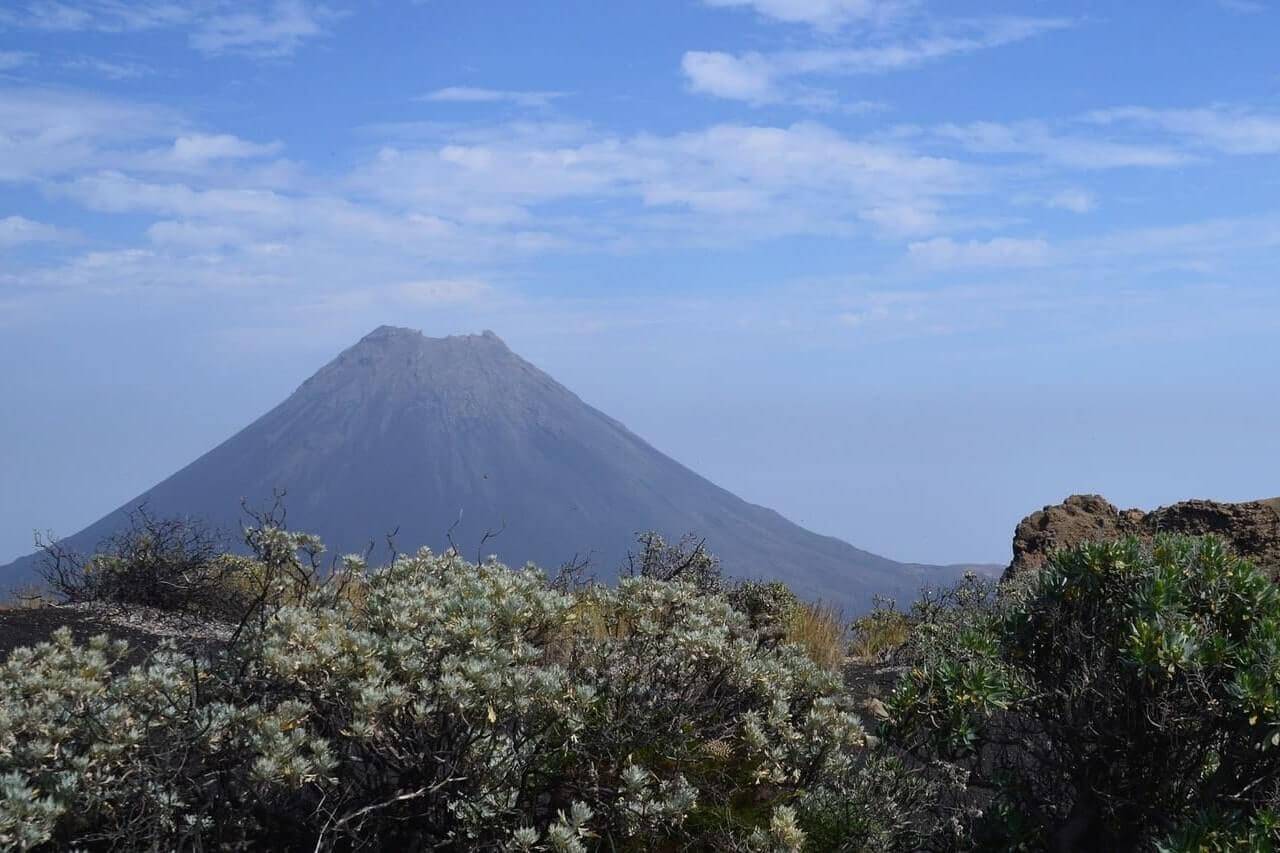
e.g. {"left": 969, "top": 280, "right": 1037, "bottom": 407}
{"left": 357, "top": 326, "right": 509, "bottom": 351}
{"left": 0, "top": 329, "right": 965, "bottom": 612}
{"left": 301, "top": 326, "right": 529, "bottom": 413}
{"left": 362, "top": 324, "right": 423, "bottom": 342}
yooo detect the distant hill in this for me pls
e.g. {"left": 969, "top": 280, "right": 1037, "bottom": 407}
{"left": 1, "top": 326, "right": 997, "bottom": 611}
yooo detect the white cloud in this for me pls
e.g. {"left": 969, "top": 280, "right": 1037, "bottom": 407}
{"left": 146, "top": 220, "right": 248, "bottom": 249}
{"left": 0, "top": 87, "right": 183, "bottom": 181}
{"left": 1, "top": 1, "right": 334, "bottom": 59}
{"left": 932, "top": 105, "right": 1280, "bottom": 172}
{"left": 1217, "top": 0, "right": 1266, "bottom": 12}
{"left": 9, "top": 79, "right": 1277, "bottom": 340}
{"left": 858, "top": 203, "right": 940, "bottom": 235}
{"left": 0, "top": 88, "right": 289, "bottom": 188}
{"left": 902, "top": 215, "right": 1280, "bottom": 279}
{"left": 350, "top": 120, "right": 972, "bottom": 245}
{"left": 190, "top": 1, "right": 335, "bottom": 58}
{"left": 0, "top": 215, "right": 66, "bottom": 248}
{"left": 682, "top": 52, "right": 779, "bottom": 103}
{"left": 397, "top": 278, "right": 491, "bottom": 305}
{"left": 1079, "top": 215, "right": 1280, "bottom": 265}
{"left": 421, "top": 87, "right": 566, "bottom": 108}
{"left": 161, "top": 133, "right": 284, "bottom": 166}
{"left": 64, "top": 170, "right": 296, "bottom": 222}
{"left": 683, "top": 17, "right": 1073, "bottom": 105}
{"left": 934, "top": 120, "right": 1193, "bottom": 169}
{"left": 1088, "top": 106, "right": 1280, "bottom": 155}
{"left": 907, "top": 236, "right": 1050, "bottom": 268}
{"left": 0, "top": 1, "right": 190, "bottom": 32}
{"left": 63, "top": 56, "right": 152, "bottom": 79}
{"left": 0, "top": 51, "right": 34, "bottom": 71}
{"left": 1046, "top": 188, "right": 1096, "bottom": 213}
{"left": 701, "top": 0, "right": 914, "bottom": 30}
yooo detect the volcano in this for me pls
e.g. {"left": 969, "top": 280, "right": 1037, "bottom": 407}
{"left": 1, "top": 326, "right": 992, "bottom": 610}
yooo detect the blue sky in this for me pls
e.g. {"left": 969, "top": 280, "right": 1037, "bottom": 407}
{"left": 1, "top": 0, "right": 1278, "bottom": 567}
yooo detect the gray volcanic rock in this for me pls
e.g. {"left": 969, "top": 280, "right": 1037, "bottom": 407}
{"left": 2, "top": 326, "right": 983, "bottom": 611}
{"left": 1006, "top": 494, "right": 1280, "bottom": 582}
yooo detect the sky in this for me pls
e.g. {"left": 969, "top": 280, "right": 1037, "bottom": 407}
{"left": 1, "top": 0, "right": 1278, "bottom": 568}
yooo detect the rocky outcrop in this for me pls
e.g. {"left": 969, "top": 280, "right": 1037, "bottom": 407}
{"left": 1006, "top": 494, "right": 1280, "bottom": 582}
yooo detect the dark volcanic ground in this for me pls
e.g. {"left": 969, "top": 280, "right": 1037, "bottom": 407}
{"left": 0, "top": 604, "right": 228, "bottom": 667}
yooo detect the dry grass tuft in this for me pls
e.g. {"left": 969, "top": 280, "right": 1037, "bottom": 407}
{"left": 785, "top": 601, "right": 847, "bottom": 671}
{"left": 849, "top": 604, "right": 910, "bottom": 662}
{"left": 0, "top": 585, "right": 55, "bottom": 611}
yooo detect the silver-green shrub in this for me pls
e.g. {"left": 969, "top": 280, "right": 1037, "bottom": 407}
{"left": 0, "top": 535, "right": 933, "bottom": 850}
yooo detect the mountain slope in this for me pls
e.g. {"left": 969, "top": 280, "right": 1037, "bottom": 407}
{"left": 2, "top": 327, "right": 993, "bottom": 610}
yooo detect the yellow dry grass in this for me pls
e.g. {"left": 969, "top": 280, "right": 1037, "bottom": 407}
{"left": 0, "top": 585, "right": 54, "bottom": 611}
{"left": 848, "top": 607, "right": 910, "bottom": 661}
{"left": 785, "top": 601, "right": 848, "bottom": 671}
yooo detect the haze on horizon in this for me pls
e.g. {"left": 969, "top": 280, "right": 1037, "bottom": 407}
{"left": 1, "top": 0, "right": 1278, "bottom": 569}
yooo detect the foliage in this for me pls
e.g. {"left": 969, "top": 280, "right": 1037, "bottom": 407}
{"left": 623, "top": 531, "right": 722, "bottom": 594}
{"left": 784, "top": 601, "right": 847, "bottom": 673}
{"left": 34, "top": 502, "right": 364, "bottom": 629}
{"left": 728, "top": 579, "right": 800, "bottom": 642}
{"left": 38, "top": 507, "right": 232, "bottom": 615}
{"left": 26, "top": 522, "right": 1275, "bottom": 850}
{"left": 848, "top": 597, "right": 910, "bottom": 662}
{"left": 0, "top": 528, "right": 940, "bottom": 851}
{"left": 885, "top": 536, "right": 1280, "bottom": 849}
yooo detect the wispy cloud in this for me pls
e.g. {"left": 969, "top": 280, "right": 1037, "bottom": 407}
{"left": 0, "top": 215, "right": 68, "bottom": 248}
{"left": 701, "top": 0, "right": 916, "bottom": 31}
{"left": 929, "top": 104, "right": 1280, "bottom": 171}
{"left": 907, "top": 235, "right": 1050, "bottom": 269}
{"left": 350, "top": 119, "right": 972, "bottom": 245}
{"left": 1045, "top": 188, "right": 1096, "bottom": 214}
{"left": 0, "top": 84, "right": 979, "bottom": 307}
{"left": 189, "top": 1, "right": 337, "bottom": 58}
{"left": 901, "top": 213, "right": 1280, "bottom": 276}
{"left": 396, "top": 278, "right": 492, "bottom": 305}
{"left": 932, "top": 119, "right": 1193, "bottom": 169}
{"left": 0, "top": 1, "right": 192, "bottom": 32}
{"left": 63, "top": 56, "right": 152, "bottom": 79}
{"left": 684, "top": 17, "right": 1073, "bottom": 105}
{"left": 0, "top": 51, "right": 34, "bottom": 71}
{"left": 421, "top": 87, "right": 567, "bottom": 108}
{"left": 1216, "top": 0, "right": 1267, "bottom": 13}
{"left": 149, "top": 133, "right": 285, "bottom": 169}
{"left": 0, "top": 87, "right": 183, "bottom": 181}
{"left": 5, "top": 79, "right": 1279, "bottom": 350}
{"left": 0, "top": 1, "right": 337, "bottom": 59}
{"left": 1086, "top": 105, "right": 1280, "bottom": 155}
{"left": 682, "top": 52, "right": 779, "bottom": 103}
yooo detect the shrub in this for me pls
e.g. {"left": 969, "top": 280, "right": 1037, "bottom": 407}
{"left": 849, "top": 597, "right": 910, "bottom": 662}
{"left": 34, "top": 504, "right": 355, "bottom": 627}
{"left": 1, "top": 533, "right": 929, "bottom": 851}
{"left": 623, "top": 531, "right": 722, "bottom": 594}
{"left": 728, "top": 580, "right": 799, "bottom": 642}
{"left": 38, "top": 507, "right": 231, "bottom": 615}
{"left": 727, "top": 581, "right": 847, "bottom": 672}
{"left": 886, "top": 536, "right": 1280, "bottom": 850}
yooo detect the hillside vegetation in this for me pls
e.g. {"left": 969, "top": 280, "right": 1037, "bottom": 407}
{"left": 1, "top": 516, "right": 1278, "bottom": 851}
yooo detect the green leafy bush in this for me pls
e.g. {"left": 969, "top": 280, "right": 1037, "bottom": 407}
{"left": 1, "top": 532, "right": 938, "bottom": 851}
{"left": 848, "top": 596, "right": 911, "bottom": 662}
{"left": 35, "top": 504, "right": 331, "bottom": 623}
{"left": 886, "top": 536, "right": 1280, "bottom": 849}
{"left": 728, "top": 580, "right": 800, "bottom": 642}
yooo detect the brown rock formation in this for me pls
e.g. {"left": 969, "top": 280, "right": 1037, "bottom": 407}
{"left": 1005, "top": 494, "right": 1280, "bottom": 582}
